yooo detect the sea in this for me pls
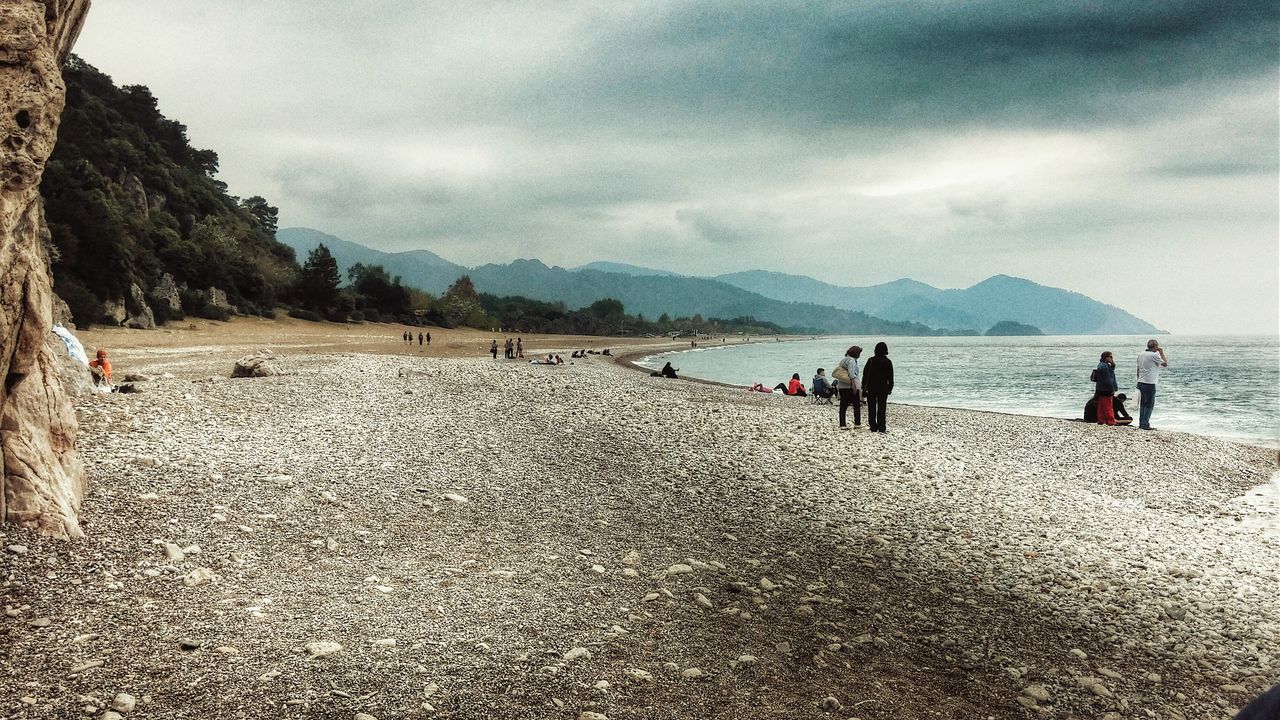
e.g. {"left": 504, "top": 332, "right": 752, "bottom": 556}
{"left": 638, "top": 334, "right": 1280, "bottom": 447}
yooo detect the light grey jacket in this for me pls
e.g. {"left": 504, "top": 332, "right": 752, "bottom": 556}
{"left": 835, "top": 355, "right": 860, "bottom": 390}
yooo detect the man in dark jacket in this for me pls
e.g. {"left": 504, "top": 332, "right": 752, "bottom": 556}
{"left": 861, "top": 342, "right": 894, "bottom": 433}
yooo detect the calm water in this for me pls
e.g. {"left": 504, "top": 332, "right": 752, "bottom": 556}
{"left": 639, "top": 335, "right": 1280, "bottom": 446}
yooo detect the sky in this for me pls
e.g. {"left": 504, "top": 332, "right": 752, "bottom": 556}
{"left": 74, "top": 1, "right": 1279, "bottom": 334}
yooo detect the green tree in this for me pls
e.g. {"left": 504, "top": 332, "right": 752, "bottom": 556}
{"left": 239, "top": 196, "right": 278, "bottom": 235}
{"left": 440, "top": 275, "right": 489, "bottom": 328}
{"left": 297, "top": 244, "right": 341, "bottom": 314}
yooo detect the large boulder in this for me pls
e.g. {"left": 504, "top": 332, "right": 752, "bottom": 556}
{"left": 232, "top": 350, "right": 281, "bottom": 378}
{"left": 48, "top": 335, "right": 94, "bottom": 397}
{"left": 50, "top": 292, "right": 74, "bottom": 329}
{"left": 123, "top": 282, "right": 155, "bottom": 329}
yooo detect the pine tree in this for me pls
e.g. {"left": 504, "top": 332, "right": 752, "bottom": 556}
{"left": 297, "top": 244, "right": 341, "bottom": 313}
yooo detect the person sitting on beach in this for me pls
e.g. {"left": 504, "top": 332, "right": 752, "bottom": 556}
{"left": 1113, "top": 392, "right": 1133, "bottom": 426}
{"left": 88, "top": 348, "right": 112, "bottom": 387}
{"left": 773, "top": 373, "right": 807, "bottom": 396}
{"left": 602, "top": 349, "right": 612, "bottom": 356}
{"left": 651, "top": 362, "right": 678, "bottom": 379}
{"left": 555, "top": 354, "right": 564, "bottom": 365}
{"left": 812, "top": 368, "right": 834, "bottom": 399}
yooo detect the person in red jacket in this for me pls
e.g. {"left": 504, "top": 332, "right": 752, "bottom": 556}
{"left": 88, "top": 348, "right": 112, "bottom": 387}
{"left": 773, "top": 373, "right": 807, "bottom": 396}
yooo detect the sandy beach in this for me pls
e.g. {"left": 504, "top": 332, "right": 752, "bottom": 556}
{"left": 2, "top": 320, "right": 1277, "bottom": 719}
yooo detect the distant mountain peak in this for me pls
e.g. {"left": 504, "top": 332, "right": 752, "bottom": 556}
{"left": 576, "top": 261, "right": 683, "bottom": 277}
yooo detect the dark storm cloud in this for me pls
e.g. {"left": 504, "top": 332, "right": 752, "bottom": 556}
{"left": 511, "top": 0, "right": 1277, "bottom": 130}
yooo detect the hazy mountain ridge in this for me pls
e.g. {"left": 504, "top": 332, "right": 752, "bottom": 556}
{"left": 715, "top": 270, "right": 1160, "bottom": 335}
{"left": 278, "top": 229, "right": 1160, "bottom": 335}
{"left": 279, "top": 228, "right": 465, "bottom": 292}
{"left": 278, "top": 229, "right": 931, "bottom": 335}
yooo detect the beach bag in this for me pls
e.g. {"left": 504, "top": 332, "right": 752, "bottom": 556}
{"left": 833, "top": 364, "right": 851, "bottom": 384}
{"left": 1089, "top": 368, "right": 1097, "bottom": 382}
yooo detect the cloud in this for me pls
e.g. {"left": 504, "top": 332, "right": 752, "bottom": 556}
{"left": 70, "top": 1, "right": 1280, "bottom": 332}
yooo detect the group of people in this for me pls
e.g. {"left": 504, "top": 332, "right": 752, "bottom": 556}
{"left": 756, "top": 342, "right": 895, "bottom": 432}
{"left": 1089, "top": 339, "right": 1168, "bottom": 430}
{"left": 402, "top": 330, "right": 431, "bottom": 347}
{"left": 490, "top": 337, "right": 523, "bottom": 359}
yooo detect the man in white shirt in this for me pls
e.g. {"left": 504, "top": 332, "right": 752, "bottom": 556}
{"left": 1136, "top": 339, "right": 1168, "bottom": 430}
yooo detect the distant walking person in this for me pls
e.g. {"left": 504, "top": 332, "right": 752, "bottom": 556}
{"left": 1093, "top": 351, "right": 1118, "bottom": 425}
{"left": 834, "top": 345, "right": 862, "bottom": 429}
{"left": 418, "top": 332, "right": 423, "bottom": 347}
{"left": 861, "top": 342, "right": 894, "bottom": 433}
{"left": 425, "top": 332, "right": 432, "bottom": 346}
{"left": 516, "top": 337, "right": 524, "bottom": 358}
{"left": 1136, "top": 339, "right": 1168, "bottom": 430}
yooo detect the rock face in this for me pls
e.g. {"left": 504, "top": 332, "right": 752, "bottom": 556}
{"left": 123, "top": 282, "right": 155, "bottom": 329}
{"left": 151, "top": 272, "right": 181, "bottom": 313}
{"left": 0, "top": 0, "right": 93, "bottom": 539}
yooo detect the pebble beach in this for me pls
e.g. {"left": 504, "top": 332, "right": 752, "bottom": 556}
{"left": 2, "top": 345, "right": 1277, "bottom": 719}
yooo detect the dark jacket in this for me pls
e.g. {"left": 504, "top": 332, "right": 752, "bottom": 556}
{"left": 1094, "top": 361, "right": 1117, "bottom": 396}
{"left": 861, "top": 354, "right": 894, "bottom": 395}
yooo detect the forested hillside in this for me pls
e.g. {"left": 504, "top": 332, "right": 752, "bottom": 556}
{"left": 41, "top": 56, "right": 297, "bottom": 326}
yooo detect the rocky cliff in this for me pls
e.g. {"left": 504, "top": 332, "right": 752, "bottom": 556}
{"left": 0, "top": 0, "right": 92, "bottom": 538}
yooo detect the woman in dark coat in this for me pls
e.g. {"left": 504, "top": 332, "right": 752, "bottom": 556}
{"left": 861, "top": 342, "right": 894, "bottom": 433}
{"left": 1094, "top": 351, "right": 1118, "bottom": 425}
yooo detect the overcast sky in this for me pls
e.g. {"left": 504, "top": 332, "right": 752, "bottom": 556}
{"left": 75, "top": 1, "right": 1278, "bottom": 334}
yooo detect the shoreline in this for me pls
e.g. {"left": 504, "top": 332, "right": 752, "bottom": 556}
{"left": 617, "top": 340, "right": 1280, "bottom": 451}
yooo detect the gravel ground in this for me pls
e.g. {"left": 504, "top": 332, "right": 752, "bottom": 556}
{"left": 2, "top": 351, "right": 1276, "bottom": 720}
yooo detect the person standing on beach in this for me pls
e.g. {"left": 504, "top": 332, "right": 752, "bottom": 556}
{"left": 834, "top": 346, "right": 862, "bottom": 429}
{"left": 1136, "top": 339, "right": 1168, "bottom": 430}
{"left": 425, "top": 331, "right": 431, "bottom": 346}
{"left": 490, "top": 340, "right": 498, "bottom": 359}
{"left": 516, "top": 337, "right": 524, "bottom": 358}
{"left": 1093, "top": 351, "right": 1118, "bottom": 425}
{"left": 861, "top": 342, "right": 894, "bottom": 433}
{"left": 417, "top": 332, "right": 423, "bottom": 348}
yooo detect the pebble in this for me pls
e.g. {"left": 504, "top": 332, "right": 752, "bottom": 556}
{"left": 111, "top": 693, "right": 137, "bottom": 713}
{"left": 70, "top": 659, "right": 105, "bottom": 674}
{"left": 680, "top": 667, "right": 704, "bottom": 679}
{"left": 578, "top": 712, "right": 608, "bottom": 720}
{"left": 162, "top": 543, "right": 185, "bottom": 562}
{"left": 624, "top": 668, "right": 653, "bottom": 683}
{"left": 304, "top": 641, "right": 344, "bottom": 658}
{"left": 1023, "top": 685, "right": 1051, "bottom": 702}
{"left": 443, "top": 493, "right": 468, "bottom": 504}
{"left": 5, "top": 544, "right": 28, "bottom": 555}
{"left": 183, "top": 568, "right": 215, "bottom": 587}
{"left": 667, "top": 563, "right": 693, "bottom": 575}
{"left": 759, "top": 577, "right": 778, "bottom": 591}
{"left": 737, "top": 654, "right": 758, "bottom": 665}
{"left": 694, "top": 593, "right": 713, "bottom": 609}
{"left": 563, "top": 647, "right": 592, "bottom": 663}
{"left": 819, "top": 696, "right": 843, "bottom": 711}
{"left": 354, "top": 714, "right": 378, "bottom": 720}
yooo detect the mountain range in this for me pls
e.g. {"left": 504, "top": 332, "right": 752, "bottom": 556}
{"left": 278, "top": 227, "right": 1161, "bottom": 335}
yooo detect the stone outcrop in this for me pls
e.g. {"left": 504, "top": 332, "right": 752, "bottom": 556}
{"left": 123, "top": 282, "right": 155, "bottom": 329}
{"left": 49, "top": 335, "right": 95, "bottom": 397}
{"left": 1, "top": 0, "right": 93, "bottom": 539}
{"left": 151, "top": 272, "right": 181, "bottom": 313}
